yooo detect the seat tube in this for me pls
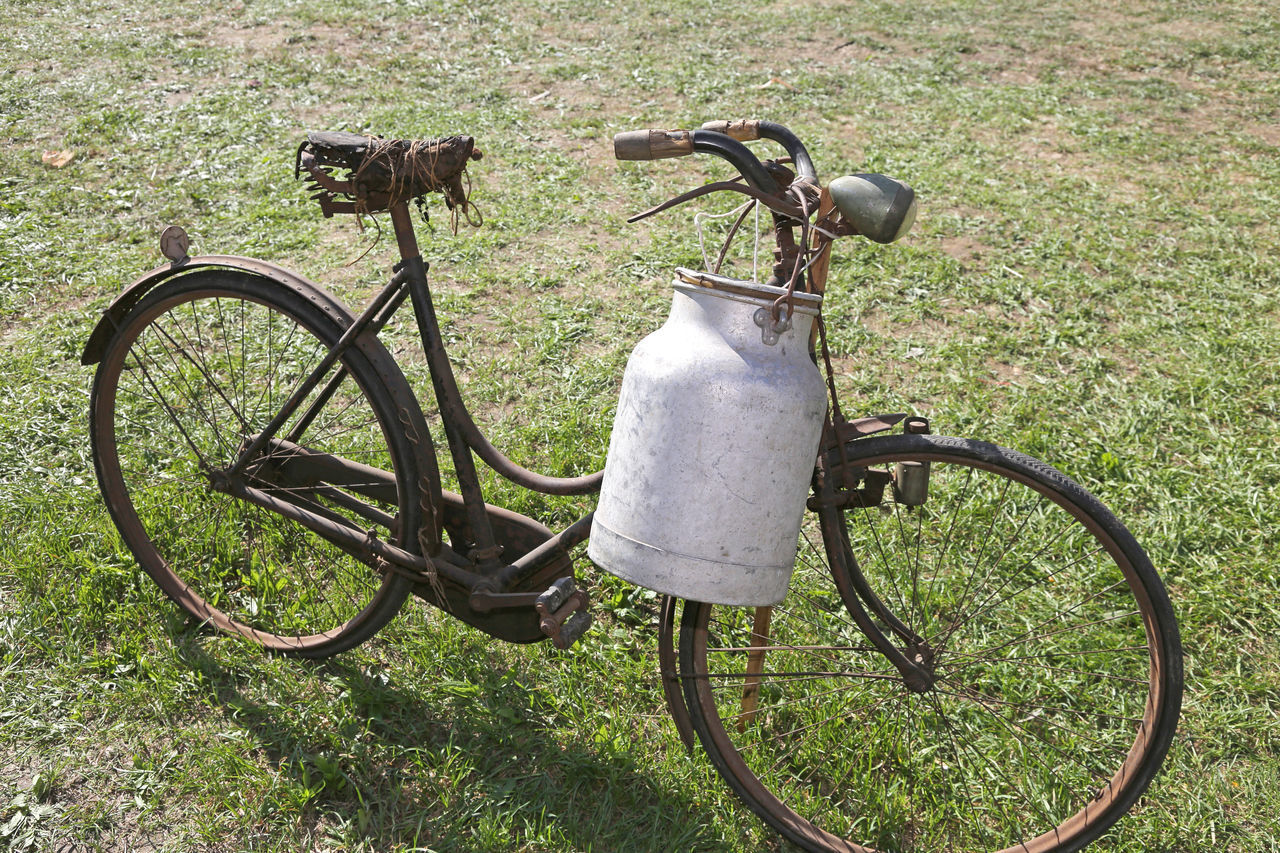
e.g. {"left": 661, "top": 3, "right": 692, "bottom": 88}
{"left": 390, "top": 203, "right": 504, "bottom": 570}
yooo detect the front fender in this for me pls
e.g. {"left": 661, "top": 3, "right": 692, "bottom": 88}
{"left": 80, "top": 255, "right": 349, "bottom": 365}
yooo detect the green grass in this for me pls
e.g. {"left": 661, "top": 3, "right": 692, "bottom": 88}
{"left": 2, "top": 0, "right": 1278, "bottom": 850}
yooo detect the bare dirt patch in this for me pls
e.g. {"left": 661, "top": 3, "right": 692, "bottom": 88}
{"left": 856, "top": 308, "right": 956, "bottom": 348}
{"left": 1244, "top": 122, "right": 1280, "bottom": 147}
{"left": 202, "top": 12, "right": 446, "bottom": 60}
{"left": 939, "top": 235, "right": 988, "bottom": 268}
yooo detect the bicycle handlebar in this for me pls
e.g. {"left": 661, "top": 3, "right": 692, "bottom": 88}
{"left": 614, "top": 127, "right": 777, "bottom": 193}
{"left": 613, "top": 129, "right": 696, "bottom": 161}
{"left": 614, "top": 120, "right": 817, "bottom": 187}
{"left": 699, "top": 120, "right": 816, "bottom": 181}
{"left": 614, "top": 120, "right": 917, "bottom": 252}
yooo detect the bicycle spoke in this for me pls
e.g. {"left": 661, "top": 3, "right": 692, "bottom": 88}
{"left": 931, "top": 683, "right": 1138, "bottom": 762}
{"left": 678, "top": 436, "right": 1179, "bottom": 852}
{"left": 163, "top": 303, "right": 252, "bottom": 436}
{"left": 146, "top": 317, "right": 241, "bottom": 458}
{"left": 938, "top": 536, "right": 1104, "bottom": 650}
{"left": 96, "top": 279, "right": 414, "bottom": 655}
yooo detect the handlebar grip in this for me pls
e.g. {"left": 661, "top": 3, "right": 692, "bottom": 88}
{"left": 613, "top": 129, "right": 695, "bottom": 161}
{"left": 703, "top": 119, "right": 816, "bottom": 180}
{"left": 700, "top": 120, "right": 761, "bottom": 142}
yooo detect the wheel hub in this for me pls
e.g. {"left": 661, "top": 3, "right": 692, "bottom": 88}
{"left": 902, "top": 639, "right": 937, "bottom": 693}
{"left": 204, "top": 466, "right": 232, "bottom": 492}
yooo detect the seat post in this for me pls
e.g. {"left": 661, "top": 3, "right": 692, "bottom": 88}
{"left": 389, "top": 202, "right": 421, "bottom": 262}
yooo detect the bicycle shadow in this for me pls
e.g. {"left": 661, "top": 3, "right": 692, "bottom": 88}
{"left": 171, "top": 632, "right": 759, "bottom": 853}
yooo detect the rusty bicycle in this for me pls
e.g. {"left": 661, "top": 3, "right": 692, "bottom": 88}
{"left": 83, "top": 120, "right": 1182, "bottom": 852}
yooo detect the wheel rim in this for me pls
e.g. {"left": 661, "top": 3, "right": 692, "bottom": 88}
{"left": 94, "top": 285, "right": 411, "bottom": 652}
{"left": 681, "top": 440, "right": 1177, "bottom": 852}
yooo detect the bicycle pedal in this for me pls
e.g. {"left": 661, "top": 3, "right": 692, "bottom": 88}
{"left": 535, "top": 577, "right": 591, "bottom": 648}
{"left": 535, "top": 576, "right": 578, "bottom": 615}
{"left": 554, "top": 611, "right": 593, "bottom": 650}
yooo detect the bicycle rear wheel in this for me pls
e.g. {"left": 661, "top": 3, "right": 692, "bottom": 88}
{"left": 677, "top": 433, "right": 1181, "bottom": 852}
{"left": 91, "top": 270, "right": 427, "bottom": 657}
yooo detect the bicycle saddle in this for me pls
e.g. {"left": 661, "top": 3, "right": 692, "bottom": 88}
{"left": 297, "top": 131, "right": 483, "bottom": 213}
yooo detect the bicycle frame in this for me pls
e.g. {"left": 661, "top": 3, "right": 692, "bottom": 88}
{"left": 186, "top": 201, "right": 601, "bottom": 644}
{"left": 209, "top": 146, "right": 932, "bottom": 664}
{"left": 82, "top": 121, "right": 1183, "bottom": 851}
{"left": 83, "top": 121, "right": 940, "bottom": 664}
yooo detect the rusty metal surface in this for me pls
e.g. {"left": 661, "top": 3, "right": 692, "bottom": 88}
{"left": 824, "top": 413, "right": 910, "bottom": 448}
{"left": 534, "top": 578, "right": 591, "bottom": 648}
{"left": 82, "top": 254, "right": 358, "bottom": 365}
{"left": 298, "top": 132, "right": 482, "bottom": 217}
{"left": 657, "top": 596, "right": 698, "bottom": 752}
{"left": 220, "top": 477, "right": 477, "bottom": 589}
{"left": 612, "top": 128, "right": 695, "bottom": 161}
{"left": 698, "top": 119, "right": 761, "bottom": 142}
{"left": 736, "top": 606, "right": 773, "bottom": 731}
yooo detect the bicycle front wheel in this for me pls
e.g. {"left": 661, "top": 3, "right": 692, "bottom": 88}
{"left": 91, "top": 270, "right": 427, "bottom": 657}
{"left": 678, "top": 433, "right": 1182, "bottom": 852}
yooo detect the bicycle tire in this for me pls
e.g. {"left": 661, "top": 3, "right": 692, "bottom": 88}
{"left": 91, "top": 269, "right": 428, "bottom": 657}
{"left": 677, "top": 433, "right": 1182, "bottom": 852}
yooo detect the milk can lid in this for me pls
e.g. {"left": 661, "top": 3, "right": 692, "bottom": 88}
{"left": 674, "top": 268, "right": 824, "bottom": 315}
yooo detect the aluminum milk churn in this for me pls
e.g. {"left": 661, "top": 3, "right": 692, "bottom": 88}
{"left": 588, "top": 268, "right": 828, "bottom": 605}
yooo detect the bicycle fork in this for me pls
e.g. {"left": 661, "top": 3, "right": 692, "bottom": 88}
{"left": 812, "top": 415, "right": 939, "bottom": 692}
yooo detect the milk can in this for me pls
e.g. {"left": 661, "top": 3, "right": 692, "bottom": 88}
{"left": 588, "top": 268, "right": 828, "bottom": 606}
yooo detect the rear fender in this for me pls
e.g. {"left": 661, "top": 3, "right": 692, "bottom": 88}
{"left": 81, "top": 255, "right": 445, "bottom": 553}
{"left": 81, "top": 255, "right": 355, "bottom": 365}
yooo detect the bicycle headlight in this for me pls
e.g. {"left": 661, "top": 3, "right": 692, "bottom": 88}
{"left": 828, "top": 173, "right": 918, "bottom": 244}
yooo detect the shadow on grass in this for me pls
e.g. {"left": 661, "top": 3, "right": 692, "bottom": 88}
{"left": 171, "top": 633, "right": 744, "bottom": 853}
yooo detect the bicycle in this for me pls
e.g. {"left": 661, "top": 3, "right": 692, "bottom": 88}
{"left": 82, "top": 119, "right": 1183, "bottom": 852}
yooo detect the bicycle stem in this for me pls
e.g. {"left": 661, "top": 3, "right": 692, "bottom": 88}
{"left": 688, "top": 129, "right": 811, "bottom": 288}
{"left": 617, "top": 125, "right": 815, "bottom": 290}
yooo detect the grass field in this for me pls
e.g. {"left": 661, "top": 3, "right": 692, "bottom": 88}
{"left": 1, "top": 0, "right": 1278, "bottom": 850}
